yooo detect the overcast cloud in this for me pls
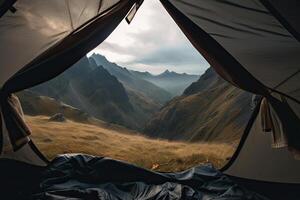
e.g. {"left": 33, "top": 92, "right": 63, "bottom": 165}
{"left": 89, "top": 0, "right": 209, "bottom": 75}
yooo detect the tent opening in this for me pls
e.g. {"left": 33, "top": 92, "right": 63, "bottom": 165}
{"left": 15, "top": 0, "right": 254, "bottom": 172}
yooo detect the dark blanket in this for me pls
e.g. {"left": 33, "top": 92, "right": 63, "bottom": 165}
{"left": 29, "top": 154, "right": 267, "bottom": 200}
{"left": 0, "top": 154, "right": 268, "bottom": 200}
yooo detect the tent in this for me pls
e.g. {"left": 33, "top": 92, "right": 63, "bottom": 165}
{"left": 0, "top": 0, "right": 299, "bottom": 199}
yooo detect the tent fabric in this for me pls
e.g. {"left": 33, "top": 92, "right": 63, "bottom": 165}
{"left": 0, "top": 0, "right": 120, "bottom": 86}
{"left": 163, "top": 0, "right": 300, "bottom": 99}
{"left": 0, "top": 0, "right": 17, "bottom": 17}
{"left": 0, "top": 154, "right": 268, "bottom": 200}
{"left": 224, "top": 104, "right": 300, "bottom": 183}
{"left": 161, "top": 0, "right": 300, "bottom": 107}
{"left": 260, "top": 95, "right": 300, "bottom": 150}
{"left": 260, "top": 96, "right": 288, "bottom": 148}
{"left": 161, "top": 0, "right": 300, "bottom": 150}
{"left": 0, "top": 0, "right": 137, "bottom": 151}
{"left": 0, "top": 93, "right": 31, "bottom": 151}
{"left": 260, "top": 97, "right": 288, "bottom": 148}
{"left": 228, "top": 175, "right": 300, "bottom": 200}
{"left": 0, "top": 94, "right": 47, "bottom": 165}
{"left": 260, "top": 0, "right": 300, "bottom": 42}
{"left": 125, "top": 0, "right": 144, "bottom": 24}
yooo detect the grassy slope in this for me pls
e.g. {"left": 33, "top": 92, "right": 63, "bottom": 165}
{"left": 144, "top": 69, "right": 252, "bottom": 143}
{"left": 27, "top": 115, "right": 234, "bottom": 172}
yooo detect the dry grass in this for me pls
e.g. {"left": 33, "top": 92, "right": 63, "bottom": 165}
{"left": 26, "top": 115, "right": 235, "bottom": 172}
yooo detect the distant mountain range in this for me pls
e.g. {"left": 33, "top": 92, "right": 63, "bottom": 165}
{"left": 90, "top": 54, "right": 171, "bottom": 104}
{"left": 90, "top": 53, "right": 198, "bottom": 98}
{"left": 23, "top": 54, "right": 197, "bottom": 130}
{"left": 144, "top": 67, "right": 253, "bottom": 143}
{"left": 130, "top": 69, "right": 199, "bottom": 96}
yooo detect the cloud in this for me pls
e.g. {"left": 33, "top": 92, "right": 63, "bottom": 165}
{"left": 89, "top": 0, "right": 209, "bottom": 75}
{"left": 132, "top": 45, "right": 204, "bottom": 66}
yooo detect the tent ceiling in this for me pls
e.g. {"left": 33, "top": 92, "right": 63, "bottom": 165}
{"left": 168, "top": 0, "right": 300, "bottom": 103}
{"left": 0, "top": 0, "right": 120, "bottom": 86}
{"left": 262, "top": 0, "right": 300, "bottom": 42}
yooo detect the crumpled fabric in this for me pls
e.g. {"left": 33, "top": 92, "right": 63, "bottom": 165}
{"left": 28, "top": 154, "right": 268, "bottom": 200}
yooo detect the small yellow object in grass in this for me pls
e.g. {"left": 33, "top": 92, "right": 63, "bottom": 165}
{"left": 151, "top": 163, "right": 160, "bottom": 170}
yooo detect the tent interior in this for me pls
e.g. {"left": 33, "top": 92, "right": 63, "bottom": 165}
{"left": 0, "top": 0, "right": 300, "bottom": 199}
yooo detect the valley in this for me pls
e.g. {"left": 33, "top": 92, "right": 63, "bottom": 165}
{"left": 17, "top": 53, "right": 253, "bottom": 171}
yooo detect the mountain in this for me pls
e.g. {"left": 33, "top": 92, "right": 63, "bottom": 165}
{"left": 90, "top": 53, "right": 172, "bottom": 104}
{"left": 144, "top": 67, "right": 253, "bottom": 143}
{"left": 131, "top": 69, "right": 199, "bottom": 97}
{"left": 29, "top": 56, "right": 160, "bottom": 130}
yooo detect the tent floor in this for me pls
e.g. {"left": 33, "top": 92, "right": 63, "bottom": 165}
{"left": 227, "top": 175, "right": 300, "bottom": 200}
{"left": 0, "top": 154, "right": 299, "bottom": 200}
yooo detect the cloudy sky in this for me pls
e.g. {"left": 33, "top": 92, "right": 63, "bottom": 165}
{"left": 89, "top": 0, "right": 209, "bottom": 75}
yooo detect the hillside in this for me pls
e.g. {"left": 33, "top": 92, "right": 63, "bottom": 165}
{"left": 29, "top": 56, "right": 160, "bottom": 130}
{"left": 144, "top": 68, "right": 253, "bottom": 143}
{"left": 17, "top": 90, "right": 90, "bottom": 123}
{"left": 16, "top": 90, "right": 121, "bottom": 129}
{"left": 131, "top": 70, "right": 199, "bottom": 96}
{"left": 27, "top": 115, "right": 234, "bottom": 171}
{"left": 90, "top": 53, "right": 172, "bottom": 104}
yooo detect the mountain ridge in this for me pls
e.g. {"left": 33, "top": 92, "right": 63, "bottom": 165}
{"left": 29, "top": 56, "right": 160, "bottom": 130}
{"left": 130, "top": 67, "right": 199, "bottom": 97}
{"left": 91, "top": 53, "right": 199, "bottom": 97}
{"left": 144, "top": 67, "right": 253, "bottom": 143}
{"left": 90, "top": 53, "right": 172, "bottom": 104}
